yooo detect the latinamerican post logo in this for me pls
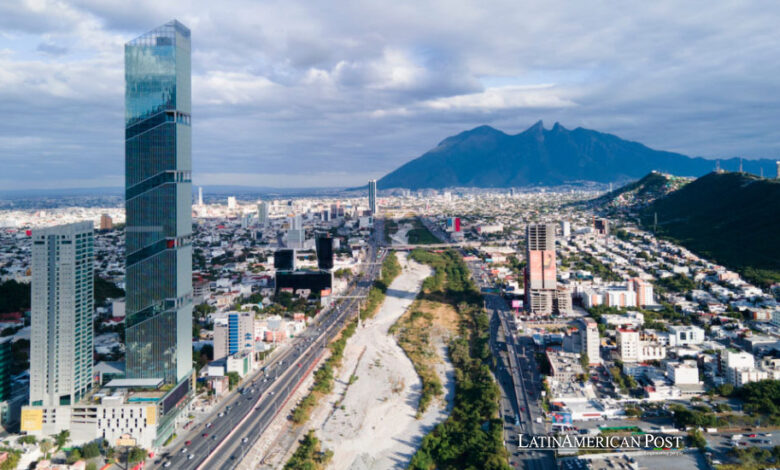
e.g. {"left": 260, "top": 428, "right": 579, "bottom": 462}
{"left": 518, "top": 433, "right": 685, "bottom": 451}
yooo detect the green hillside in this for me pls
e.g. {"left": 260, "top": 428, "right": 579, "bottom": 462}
{"left": 640, "top": 171, "right": 780, "bottom": 288}
{"left": 592, "top": 171, "right": 691, "bottom": 210}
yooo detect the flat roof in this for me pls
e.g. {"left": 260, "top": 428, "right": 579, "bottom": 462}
{"left": 105, "top": 378, "right": 163, "bottom": 388}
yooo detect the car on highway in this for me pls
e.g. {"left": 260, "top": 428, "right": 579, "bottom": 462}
{"left": 202, "top": 432, "right": 209, "bottom": 437}
{"left": 206, "top": 422, "right": 212, "bottom": 428}
{"left": 188, "top": 454, "right": 194, "bottom": 460}
{"left": 181, "top": 448, "right": 188, "bottom": 453}
{"left": 163, "top": 462, "right": 172, "bottom": 468}
{"left": 219, "top": 412, "right": 224, "bottom": 417}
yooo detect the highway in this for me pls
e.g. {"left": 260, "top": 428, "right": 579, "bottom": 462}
{"left": 151, "top": 222, "right": 385, "bottom": 470}
{"left": 466, "top": 259, "right": 556, "bottom": 470}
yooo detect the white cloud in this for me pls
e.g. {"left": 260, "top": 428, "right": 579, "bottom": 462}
{"left": 422, "top": 85, "right": 576, "bottom": 111}
{"left": 1, "top": 0, "right": 780, "bottom": 188}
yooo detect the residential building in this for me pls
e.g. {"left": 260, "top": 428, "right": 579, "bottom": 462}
{"left": 99, "top": 214, "right": 113, "bottom": 230}
{"left": 666, "top": 325, "right": 705, "bottom": 347}
{"left": 630, "top": 278, "right": 655, "bottom": 306}
{"left": 617, "top": 329, "right": 640, "bottom": 362}
{"left": 29, "top": 222, "right": 94, "bottom": 408}
{"left": 577, "top": 317, "right": 600, "bottom": 365}
{"left": 213, "top": 312, "right": 254, "bottom": 361}
{"left": 666, "top": 361, "right": 699, "bottom": 385}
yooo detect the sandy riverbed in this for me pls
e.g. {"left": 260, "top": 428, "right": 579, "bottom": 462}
{"left": 314, "top": 252, "right": 455, "bottom": 470}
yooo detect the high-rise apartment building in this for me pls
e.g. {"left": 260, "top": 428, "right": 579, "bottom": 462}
{"left": 616, "top": 328, "right": 640, "bottom": 363}
{"left": 29, "top": 221, "right": 94, "bottom": 407}
{"left": 198, "top": 186, "right": 203, "bottom": 206}
{"left": 577, "top": 317, "right": 600, "bottom": 365}
{"left": 525, "top": 223, "right": 557, "bottom": 315}
{"left": 124, "top": 20, "right": 193, "bottom": 385}
{"left": 213, "top": 312, "right": 254, "bottom": 361}
{"left": 257, "top": 201, "right": 269, "bottom": 226}
{"left": 99, "top": 214, "right": 113, "bottom": 230}
{"left": 368, "top": 179, "right": 377, "bottom": 215}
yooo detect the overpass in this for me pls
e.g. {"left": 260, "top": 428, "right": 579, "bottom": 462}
{"left": 387, "top": 241, "right": 482, "bottom": 251}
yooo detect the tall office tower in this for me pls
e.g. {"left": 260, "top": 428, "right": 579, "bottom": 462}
{"left": 198, "top": 186, "right": 203, "bottom": 206}
{"left": 315, "top": 233, "right": 334, "bottom": 270}
{"left": 368, "top": 179, "right": 377, "bottom": 215}
{"left": 124, "top": 20, "right": 193, "bottom": 384}
{"left": 524, "top": 223, "right": 557, "bottom": 315}
{"left": 274, "top": 249, "right": 296, "bottom": 271}
{"left": 29, "top": 222, "right": 94, "bottom": 407}
{"left": 227, "top": 196, "right": 237, "bottom": 210}
{"left": 257, "top": 201, "right": 269, "bottom": 226}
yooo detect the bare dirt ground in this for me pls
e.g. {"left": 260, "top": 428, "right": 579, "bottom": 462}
{"left": 309, "top": 252, "right": 455, "bottom": 470}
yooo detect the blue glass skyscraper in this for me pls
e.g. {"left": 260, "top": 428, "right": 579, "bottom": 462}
{"left": 124, "top": 20, "right": 193, "bottom": 384}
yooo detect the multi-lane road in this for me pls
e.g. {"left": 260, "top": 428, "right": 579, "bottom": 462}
{"left": 466, "top": 259, "right": 556, "bottom": 470}
{"left": 150, "top": 226, "right": 385, "bottom": 470}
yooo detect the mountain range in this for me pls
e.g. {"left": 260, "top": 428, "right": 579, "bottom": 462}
{"left": 377, "top": 121, "right": 778, "bottom": 189}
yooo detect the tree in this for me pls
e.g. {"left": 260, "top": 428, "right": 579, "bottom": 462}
{"left": 228, "top": 371, "right": 241, "bottom": 390}
{"left": 67, "top": 448, "right": 82, "bottom": 464}
{"left": 127, "top": 447, "right": 147, "bottom": 464}
{"left": 18, "top": 435, "right": 37, "bottom": 445}
{"left": 55, "top": 430, "right": 70, "bottom": 448}
{"left": 40, "top": 439, "right": 53, "bottom": 458}
{"left": 82, "top": 441, "right": 101, "bottom": 459}
{"left": 86, "top": 463, "right": 97, "bottom": 470}
{"left": 689, "top": 429, "right": 707, "bottom": 449}
{"left": 580, "top": 353, "right": 590, "bottom": 370}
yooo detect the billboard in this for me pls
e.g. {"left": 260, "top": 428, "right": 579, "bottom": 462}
{"left": 551, "top": 411, "right": 573, "bottom": 425}
{"left": 511, "top": 300, "right": 521, "bottom": 309}
{"left": 146, "top": 406, "right": 157, "bottom": 426}
{"left": 527, "top": 250, "right": 556, "bottom": 289}
{"left": 20, "top": 408, "right": 43, "bottom": 432}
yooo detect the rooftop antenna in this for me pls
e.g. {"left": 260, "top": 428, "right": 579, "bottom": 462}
{"left": 715, "top": 160, "right": 721, "bottom": 173}
{"left": 739, "top": 158, "right": 743, "bottom": 173}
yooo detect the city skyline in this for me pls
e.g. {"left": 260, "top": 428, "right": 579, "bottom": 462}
{"left": 2, "top": 1, "right": 780, "bottom": 190}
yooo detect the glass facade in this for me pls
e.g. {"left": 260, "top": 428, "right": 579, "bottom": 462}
{"left": 125, "top": 20, "right": 193, "bottom": 384}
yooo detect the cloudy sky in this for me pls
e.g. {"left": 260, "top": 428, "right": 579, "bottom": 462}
{"left": 1, "top": 0, "right": 779, "bottom": 189}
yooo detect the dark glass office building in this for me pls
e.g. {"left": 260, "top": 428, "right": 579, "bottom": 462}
{"left": 124, "top": 20, "right": 193, "bottom": 384}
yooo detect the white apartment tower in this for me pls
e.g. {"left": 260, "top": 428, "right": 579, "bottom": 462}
{"left": 29, "top": 221, "right": 94, "bottom": 407}
{"left": 577, "top": 317, "right": 600, "bottom": 365}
